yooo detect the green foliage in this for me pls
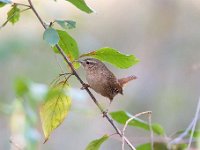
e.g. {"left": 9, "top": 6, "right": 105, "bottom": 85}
{"left": 14, "top": 78, "right": 72, "bottom": 143}
{"left": 110, "top": 111, "right": 165, "bottom": 135}
{"left": 55, "top": 20, "right": 76, "bottom": 30}
{"left": 175, "top": 129, "right": 200, "bottom": 139}
{"left": 0, "top": 0, "right": 11, "bottom": 7}
{"left": 85, "top": 135, "right": 109, "bottom": 150}
{"left": 190, "top": 130, "right": 200, "bottom": 138}
{"left": 0, "top": 2, "right": 6, "bottom": 7}
{"left": 43, "top": 27, "right": 60, "bottom": 46}
{"left": 66, "top": 0, "right": 93, "bottom": 14}
{"left": 14, "top": 78, "right": 30, "bottom": 97}
{"left": 13, "top": 79, "right": 47, "bottom": 149}
{"left": 40, "top": 83, "right": 71, "bottom": 142}
{"left": 136, "top": 142, "right": 187, "bottom": 150}
{"left": 11, "top": 100, "right": 39, "bottom": 150}
{"left": 7, "top": 5, "right": 20, "bottom": 24}
{"left": 80, "top": 47, "right": 139, "bottom": 69}
{"left": 3, "top": 0, "right": 199, "bottom": 149}
{"left": 136, "top": 143, "right": 168, "bottom": 150}
{"left": 171, "top": 144, "right": 188, "bottom": 150}
{"left": 53, "top": 30, "right": 80, "bottom": 68}
{"left": 14, "top": 78, "right": 48, "bottom": 102}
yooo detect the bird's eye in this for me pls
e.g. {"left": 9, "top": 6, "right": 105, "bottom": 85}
{"left": 86, "top": 61, "right": 90, "bottom": 65}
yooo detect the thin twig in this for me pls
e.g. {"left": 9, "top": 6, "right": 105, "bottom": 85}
{"left": 9, "top": 138, "right": 23, "bottom": 150}
{"left": 122, "top": 111, "right": 152, "bottom": 150}
{"left": 169, "top": 119, "right": 195, "bottom": 145}
{"left": 109, "top": 132, "right": 118, "bottom": 137}
{"left": 148, "top": 111, "right": 154, "bottom": 150}
{"left": 54, "top": 54, "right": 67, "bottom": 75}
{"left": 187, "top": 97, "right": 200, "bottom": 149}
{"left": 65, "top": 73, "right": 73, "bottom": 81}
{"left": 50, "top": 55, "right": 73, "bottom": 87}
{"left": 13, "top": 2, "right": 30, "bottom": 8}
{"left": 27, "top": 0, "right": 135, "bottom": 149}
{"left": 168, "top": 97, "right": 200, "bottom": 149}
{"left": 59, "top": 73, "right": 72, "bottom": 77}
{"left": 49, "top": 75, "right": 62, "bottom": 87}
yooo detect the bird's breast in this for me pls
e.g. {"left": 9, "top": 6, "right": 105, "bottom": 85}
{"left": 86, "top": 72, "right": 122, "bottom": 100}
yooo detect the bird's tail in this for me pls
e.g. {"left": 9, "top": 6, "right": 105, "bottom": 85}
{"left": 118, "top": 75, "right": 137, "bottom": 87}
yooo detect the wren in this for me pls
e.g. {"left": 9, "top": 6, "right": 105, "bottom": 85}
{"left": 79, "top": 58, "right": 137, "bottom": 103}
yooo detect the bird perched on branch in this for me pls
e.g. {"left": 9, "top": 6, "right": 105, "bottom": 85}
{"left": 79, "top": 58, "right": 137, "bottom": 103}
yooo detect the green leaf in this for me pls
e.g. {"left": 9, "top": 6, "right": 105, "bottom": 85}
{"left": 40, "top": 83, "right": 71, "bottom": 142}
{"left": 7, "top": 5, "right": 20, "bottom": 24}
{"left": 14, "top": 78, "right": 30, "bottom": 97}
{"left": 53, "top": 30, "right": 80, "bottom": 68}
{"left": 85, "top": 135, "right": 109, "bottom": 150}
{"left": 79, "top": 47, "right": 139, "bottom": 69}
{"left": 0, "top": 0, "right": 11, "bottom": 7}
{"left": 136, "top": 142, "right": 187, "bottom": 150}
{"left": 110, "top": 111, "right": 165, "bottom": 135}
{"left": 43, "top": 27, "right": 60, "bottom": 46}
{"left": 136, "top": 143, "right": 168, "bottom": 150}
{"left": 66, "top": 0, "right": 93, "bottom": 14}
{"left": 14, "top": 78, "right": 48, "bottom": 103}
{"left": 0, "top": 2, "right": 6, "bottom": 7}
{"left": 175, "top": 130, "right": 200, "bottom": 139}
{"left": 55, "top": 20, "right": 76, "bottom": 30}
{"left": 189, "top": 130, "right": 200, "bottom": 138}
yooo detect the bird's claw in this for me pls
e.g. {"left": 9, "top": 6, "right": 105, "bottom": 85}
{"left": 81, "top": 83, "right": 90, "bottom": 90}
{"left": 102, "top": 110, "right": 108, "bottom": 117}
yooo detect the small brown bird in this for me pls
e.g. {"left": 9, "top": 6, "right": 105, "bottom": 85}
{"left": 79, "top": 58, "right": 137, "bottom": 103}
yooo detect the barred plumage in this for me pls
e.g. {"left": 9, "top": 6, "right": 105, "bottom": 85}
{"left": 79, "top": 58, "right": 136, "bottom": 103}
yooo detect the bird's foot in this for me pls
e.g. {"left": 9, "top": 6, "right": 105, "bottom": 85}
{"left": 102, "top": 109, "right": 108, "bottom": 118}
{"left": 81, "top": 83, "right": 90, "bottom": 90}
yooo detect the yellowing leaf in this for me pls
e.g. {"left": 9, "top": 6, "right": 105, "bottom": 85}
{"left": 40, "top": 83, "right": 71, "bottom": 142}
{"left": 85, "top": 135, "right": 109, "bottom": 150}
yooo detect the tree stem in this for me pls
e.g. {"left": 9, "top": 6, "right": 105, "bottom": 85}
{"left": 27, "top": 0, "right": 135, "bottom": 149}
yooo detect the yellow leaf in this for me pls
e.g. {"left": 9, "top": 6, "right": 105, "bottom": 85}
{"left": 40, "top": 83, "right": 71, "bottom": 142}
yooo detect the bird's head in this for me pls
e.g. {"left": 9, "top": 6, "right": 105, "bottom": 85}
{"left": 78, "top": 58, "right": 105, "bottom": 72}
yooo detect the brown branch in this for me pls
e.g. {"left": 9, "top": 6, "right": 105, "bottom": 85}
{"left": 27, "top": 0, "right": 135, "bottom": 149}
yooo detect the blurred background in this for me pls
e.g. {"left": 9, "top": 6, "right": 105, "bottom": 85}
{"left": 0, "top": 0, "right": 200, "bottom": 149}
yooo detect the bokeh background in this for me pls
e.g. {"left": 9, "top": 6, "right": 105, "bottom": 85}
{"left": 0, "top": 0, "right": 200, "bottom": 149}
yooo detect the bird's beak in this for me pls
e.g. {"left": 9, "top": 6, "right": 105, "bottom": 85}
{"left": 74, "top": 60, "right": 83, "bottom": 64}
